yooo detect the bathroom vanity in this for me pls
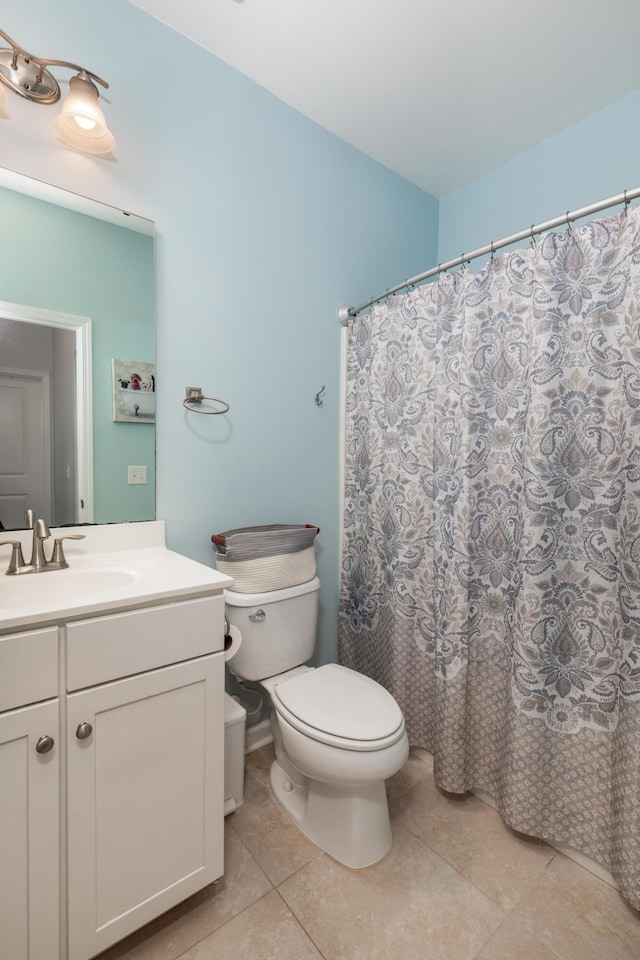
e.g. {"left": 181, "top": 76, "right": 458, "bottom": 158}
{"left": 0, "top": 521, "right": 232, "bottom": 960}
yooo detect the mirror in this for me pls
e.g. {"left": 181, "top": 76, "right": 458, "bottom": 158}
{"left": 0, "top": 168, "right": 155, "bottom": 531}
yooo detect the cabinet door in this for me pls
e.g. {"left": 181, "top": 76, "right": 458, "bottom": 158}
{"left": 66, "top": 654, "right": 224, "bottom": 960}
{"left": 0, "top": 699, "right": 60, "bottom": 960}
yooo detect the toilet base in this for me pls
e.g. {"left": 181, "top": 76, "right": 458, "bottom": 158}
{"left": 269, "top": 758, "right": 392, "bottom": 869}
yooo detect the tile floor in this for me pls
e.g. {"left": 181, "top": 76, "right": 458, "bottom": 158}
{"left": 98, "top": 745, "right": 640, "bottom": 960}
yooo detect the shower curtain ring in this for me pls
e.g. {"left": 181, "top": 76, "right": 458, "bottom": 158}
{"left": 490, "top": 241, "right": 495, "bottom": 262}
{"left": 624, "top": 189, "right": 629, "bottom": 215}
{"left": 566, "top": 211, "right": 573, "bottom": 232}
{"left": 530, "top": 224, "right": 537, "bottom": 246}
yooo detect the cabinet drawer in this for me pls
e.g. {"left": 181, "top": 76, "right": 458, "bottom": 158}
{"left": 66, "top": 595, "right": 224, "bottom": 691}
{"left": 0, "top": 627, "right": 59, "bottom": 713}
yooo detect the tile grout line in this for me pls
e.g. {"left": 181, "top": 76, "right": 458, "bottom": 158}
{"left": 172, "top": 888, "right": 277, "bottom": 960}
{"left": 272, "top": 887, "right": 331, "bottom": 960}
{"left": 397, "top": 752, "right": 620, "bottom": 905}
{"left": 389, "top": 780, "right": 562, "bottom": 920}
{"left": 393, "top": 814, "right": 510, "bottom": 911}
{"left": 406, "top": 750, "right": 618, "bottom": 891}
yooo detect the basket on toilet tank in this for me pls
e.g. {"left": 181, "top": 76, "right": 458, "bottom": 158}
{"left": 211, "top": 524, "right": 319, "bottom": 593}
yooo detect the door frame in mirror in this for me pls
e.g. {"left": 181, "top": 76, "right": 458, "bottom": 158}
{"left": 0, "top": 300, "right": 93, "bottom": 524}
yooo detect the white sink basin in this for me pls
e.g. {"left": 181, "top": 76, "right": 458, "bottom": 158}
{"left": 0, "top": 568, "right": 137, "bottom": 609}
{"left": 0, "top": 531, "right": 233, "bottom": 632}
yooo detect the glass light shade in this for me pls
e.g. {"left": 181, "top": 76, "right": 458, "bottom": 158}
{"left": 54, "top": 74, "right": 114, "bottom": 156}
{"left": 0, "top": 79, "right": 7, "bottom": 107}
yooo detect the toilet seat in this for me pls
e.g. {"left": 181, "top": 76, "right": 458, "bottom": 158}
{"left": 270, "top": 663, "right": 405, "bottom": 752}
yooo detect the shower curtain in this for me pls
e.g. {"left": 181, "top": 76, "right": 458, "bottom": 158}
{"left": 338, "top": 205, "right": 640, "bottom": 909}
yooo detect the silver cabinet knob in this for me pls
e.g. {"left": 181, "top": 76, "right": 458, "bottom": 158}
{"left": 36, "top": 735, "right": 55, "bottom": 754}
{"left": 76, "top": 722, "right": 93, "bottom": 740}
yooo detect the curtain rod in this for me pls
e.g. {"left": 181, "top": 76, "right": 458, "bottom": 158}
{"left": 337, "top": 186, "right": 640, "bottom": 326}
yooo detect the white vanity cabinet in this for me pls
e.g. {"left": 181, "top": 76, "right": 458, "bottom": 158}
{"left": 0, "top": 524, "right": 232, "bottom": 960}
{"left": 0, "top": 569, "right": 229, "bottom": 960}
{"left": 64, "top": 597, "right": 225, "bottom": 960}
{"left": 0, "top": 628, "right": 60, "bottom": 960}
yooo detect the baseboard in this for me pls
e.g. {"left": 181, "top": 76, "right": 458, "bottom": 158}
{"left": 245, "top": 718, "right": 273, "bottom": 753}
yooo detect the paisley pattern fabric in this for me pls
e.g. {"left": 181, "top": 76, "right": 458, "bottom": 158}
{"left": 338, "top": 206, "right": 640, "bottom": 909}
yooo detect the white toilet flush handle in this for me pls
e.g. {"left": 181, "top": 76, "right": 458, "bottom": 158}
{"left": 249, "top": 609, "right": 266, "bottom": 623}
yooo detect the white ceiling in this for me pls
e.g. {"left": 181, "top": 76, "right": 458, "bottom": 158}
{"left": 130, "top": 0, "right": 640, "bottom": 197}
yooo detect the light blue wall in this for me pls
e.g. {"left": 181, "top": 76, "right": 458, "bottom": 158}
{"left": 438, "top": 87, "right": 640, "bottom": 263}
{"left": 147, "top": 20, "right": 439, "bottom": 668}
{"left": 1, "top": 1, "right": 439, "bottom": 666}
{"left": 0, "top": 186, "right": 155, "bottom": 523}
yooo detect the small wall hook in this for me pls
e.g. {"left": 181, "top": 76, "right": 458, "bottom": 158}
{"left": 314, "top": 385, "right": 326, "bottom": 406}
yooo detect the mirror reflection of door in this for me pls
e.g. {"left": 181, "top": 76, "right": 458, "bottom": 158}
{"left": 0, "top": 369, "right": 53, "bottom": 530}
{"left": 0, "top": 318, "right": 77, "bottom": 530}
{"left": 0, "top": 171, "right": 154, "bottom": 528}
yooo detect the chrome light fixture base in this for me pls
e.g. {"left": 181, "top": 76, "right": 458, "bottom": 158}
{"left": 0, "top": 27, "right": 114, "bottom": 155}
{"left": 0, "top": 48, "right": 60, "bottom": 103}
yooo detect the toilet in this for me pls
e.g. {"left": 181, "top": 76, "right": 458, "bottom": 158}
{"left": 225, "top": 576, "right": 409, "bottom": 868}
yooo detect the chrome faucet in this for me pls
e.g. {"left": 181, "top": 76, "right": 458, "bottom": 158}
{"left": 29, "top": 517, "right": 51, "bottom": 571}
{"left": 0, "top": 520, "right": 85, "bottom": 575}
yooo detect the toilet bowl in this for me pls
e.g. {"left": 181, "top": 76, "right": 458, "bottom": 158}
{"left": 264, "top": 663, "right": 409, "bottom": 868}
{"left": 225, "top": 578, "right": 409, "bottom": 868}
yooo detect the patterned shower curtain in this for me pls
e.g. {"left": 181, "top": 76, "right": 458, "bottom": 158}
{"left": 338, "top": 205, "right": 640, "bottom": 909}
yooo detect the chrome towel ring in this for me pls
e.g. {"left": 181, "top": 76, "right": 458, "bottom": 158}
{"left": 183, "top": 386, "right": 230, "bottom": 415}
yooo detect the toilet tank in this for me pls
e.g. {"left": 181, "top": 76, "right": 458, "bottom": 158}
{"left": 225, "top": 577, "right": 320, "bottom": 681}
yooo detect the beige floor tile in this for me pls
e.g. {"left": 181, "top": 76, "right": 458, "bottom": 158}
{"left": 279, "top": 821, "right": 504, "bottom": 960}
{"left": 476, "top": 922, "right": 561, "bottom": 960}
{"left": 177, "top": 890, "right": 323, "bottom": 960}
{"left": 96, "top": 824, "right": 272, "bottom": 960}
{"left": 501, "top": 853, "right": 640, "bottom": 960}
{"left": 386, "top": 750, "right": 433, "bottom": 804}
{"left": 392, "top": 775, "right": 555, "bottom": 909}
{"left": 228, "top": 744, "right": 321, "bottom": 885}
{"left": 243, "top": 741, "right": 275, "bottom": 788}
{"left": 411, "top": 748, "right": 435, "bottom": 770}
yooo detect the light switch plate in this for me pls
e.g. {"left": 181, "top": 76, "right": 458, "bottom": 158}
{"left": 128, "top": 465, "right": 147, "bottom": 485}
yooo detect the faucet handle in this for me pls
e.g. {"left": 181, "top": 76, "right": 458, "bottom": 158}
{"left": 49, "top": 534, "right": 86, "bottom": 568}
{"left": 0, "top": 539, "right": 27, "bottom": 575}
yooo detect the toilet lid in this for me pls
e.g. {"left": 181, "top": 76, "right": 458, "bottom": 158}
{"left": 272, "top": 663, "right": 404, "bottom": 742}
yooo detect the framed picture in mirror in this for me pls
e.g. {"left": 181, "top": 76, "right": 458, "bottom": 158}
{"left": 112, "top": 359, "right": 155, "bottom": 423}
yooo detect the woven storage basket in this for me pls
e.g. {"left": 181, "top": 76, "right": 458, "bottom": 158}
{"left": 211, "top": 524, "right": 319, "bottom": 593}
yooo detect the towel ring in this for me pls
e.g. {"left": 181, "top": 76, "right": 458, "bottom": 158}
{"left": 183, "top": 386, "right": 230, "bottom": 415}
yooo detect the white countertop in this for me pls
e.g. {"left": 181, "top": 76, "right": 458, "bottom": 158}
{"left": 0, "top": 521, "right": 232, "bottom": 633}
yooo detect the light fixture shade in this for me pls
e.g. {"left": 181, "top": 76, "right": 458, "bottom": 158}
{"left": 54, "top": 74, "right": 114, "bottom": 155}
{"left": 0, "top": 78, "right": 6, "bottom": 106}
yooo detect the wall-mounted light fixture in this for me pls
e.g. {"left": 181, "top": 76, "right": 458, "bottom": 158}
{"left": 0, "top": 27, "right": 114, "bottom": 156}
